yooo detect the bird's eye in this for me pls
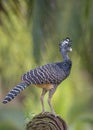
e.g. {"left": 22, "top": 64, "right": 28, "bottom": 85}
{"left": 65, "top": 43, "right": 68, "bottom": 46}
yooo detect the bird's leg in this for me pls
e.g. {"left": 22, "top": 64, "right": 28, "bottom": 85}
{"left": 48, "top": 85, "right": 57, "bottom": 115}
{"left": 40, "top": 88, "right": 47, "bottom": 113}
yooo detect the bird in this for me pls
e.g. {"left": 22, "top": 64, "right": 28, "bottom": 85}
{"left": 2, "top": 37, "right": 72, "bottom": 115}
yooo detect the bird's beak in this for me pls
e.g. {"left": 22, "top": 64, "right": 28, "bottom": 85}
{"left": 69, "top": 47, "right": 72, "bottom": 52}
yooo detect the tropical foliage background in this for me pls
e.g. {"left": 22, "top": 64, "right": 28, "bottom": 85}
{"left": 0, "top": 0, "right": 93, "bottom": 130}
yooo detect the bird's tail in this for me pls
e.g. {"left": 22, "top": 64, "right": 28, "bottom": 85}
{"left": 2, "top": 82, "right": 29, "bottom": 104}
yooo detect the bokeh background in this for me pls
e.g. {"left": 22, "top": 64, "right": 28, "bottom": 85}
{"left": 0, "top": 0, "right": 93, "bottom": 130}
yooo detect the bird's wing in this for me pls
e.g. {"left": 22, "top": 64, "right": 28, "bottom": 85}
{"left": 22, "top": 63, "right": 66, "bottom": 85}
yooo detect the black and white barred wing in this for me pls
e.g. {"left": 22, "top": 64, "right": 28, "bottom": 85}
{"left": 22, "top": 63, "right": 66, "bottom": 85}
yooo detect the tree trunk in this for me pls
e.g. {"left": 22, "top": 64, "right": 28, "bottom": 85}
{"left": 26, "top": 112, "right": 67, "bottom": 130}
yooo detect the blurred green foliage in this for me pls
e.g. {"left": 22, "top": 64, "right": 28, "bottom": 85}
{"left": 0, "top": 0, "right": 93, "bottom": 130}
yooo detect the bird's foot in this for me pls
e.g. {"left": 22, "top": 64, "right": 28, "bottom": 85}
{"left": 41, "top": 109, "right": 46, "bottom": 114}
{"left": 41, "top": 110, "right": 57, "bottom": 117}
{"left": 50, "top": 110, "right": 57, "bottom": 117}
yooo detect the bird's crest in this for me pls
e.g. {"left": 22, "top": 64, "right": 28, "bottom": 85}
{"left": 61, "top": 37, "right": 72, "bottom": 46}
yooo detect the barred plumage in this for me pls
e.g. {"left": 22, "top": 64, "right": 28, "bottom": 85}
{"left": 2, "top": 37, "right": 72, "bottom": 115}
{"left": 2, "top": 82, "right": 28, "bottom": 104}
{"left": 22, "top": 63, "right": 68, "bottom": 85}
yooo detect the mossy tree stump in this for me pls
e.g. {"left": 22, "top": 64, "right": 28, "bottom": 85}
{"left": 26, "top": 112, "right": 67, "bottom": 130}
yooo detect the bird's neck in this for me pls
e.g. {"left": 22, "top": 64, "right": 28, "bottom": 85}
{"left": 61, "top": 51, "right": 70, "bottom": 61}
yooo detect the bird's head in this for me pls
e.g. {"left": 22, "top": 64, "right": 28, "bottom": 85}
{"left": 59, "top": 37, "right": 72, "bottom": 53}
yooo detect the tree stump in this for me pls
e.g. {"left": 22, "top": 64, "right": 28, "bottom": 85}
{"left": 26, "top": 112, "right": 67, "bottom": 130}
